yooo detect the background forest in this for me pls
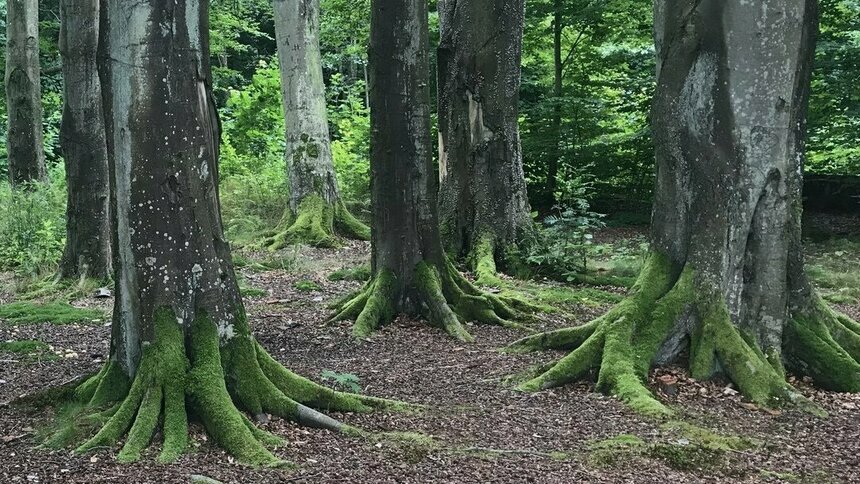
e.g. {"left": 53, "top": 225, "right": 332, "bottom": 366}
{"left": 0, "top": 0, "right": 857, "bottom": 278}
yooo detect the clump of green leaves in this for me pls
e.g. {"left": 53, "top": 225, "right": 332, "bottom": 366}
{"left": 321, "top": 370, "right": 361, "bottom": 393}
{"left": 0, "top": 302, "right": 105, "bottom": 325}
{"left": 522, "top": 179, "right": 605, "bottom": 281}
{"left": 0, "top": 170, "right": 67, "bottom": 277}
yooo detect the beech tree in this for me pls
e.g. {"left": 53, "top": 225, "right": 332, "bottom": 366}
{"left": 509, "top": 0, "right": 860, "bottom": 414}
{"left": 436, "top": 0, "right": 533, "bottom": 287}
{"left": 61, "top": 0, "right": 390, "bottom": 465}
{"left": 263, "top": 0, "right": 369, "bottom": 249}
{"left": 4, "top": 0, "right": 46, "bottom": 187}
{"left": 57, "top": 0, "right": 111, "bottom": 280}
{"left": 330, "top": 0, "right": 528, "bottom": 342}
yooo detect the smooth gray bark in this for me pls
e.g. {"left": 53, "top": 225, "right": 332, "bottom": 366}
{"left": 273, "top": 0, "right": 339, "bottom": 210}
{"left": 651, "top": 0, "right": 819, "bottom": 364}
{"left": 4, "top": 0, "right": 46, "bottom": 187}
{"left": 58, "top": 0, "right": 111, "bottom": 280}
{"left": 437, "top": 0, "right": 532, "bottom": 272}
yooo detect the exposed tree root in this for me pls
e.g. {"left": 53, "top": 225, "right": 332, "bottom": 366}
{"left": 260, "top": 195, "right": 370, "bottom": 250}
{"left": 57, "top": 308, "right": 396, "bottom": 466}
{"left": 330, "top": 259, "right": 533, "bottom": 342}
{"left": 469, "top": 235, "right": 504, "bottom": 288}
{"left": 507, "top": 253, "right": 830, "bottom": 417}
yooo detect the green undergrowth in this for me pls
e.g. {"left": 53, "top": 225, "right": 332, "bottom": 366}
{"left": 586, "top": 421, "right": 760, "bottom": 473}
{"left": 9, "top": 276, "right": 106, "bottom": 302}
{"left": 233, "top": 249, "right": 299, "bottom": 273}
{"left": 0, "top": 339, "right": 59, "bottom": 361}
{"left": 501, "top": 280, "right": 623, "bottom": 310}
{"left": 806, "top": 238, "right": 860, "bottom": 305}
{"left": 0, "top": 302, "right": 105, "bottom": 325}
{"left": 328, "top": 264, "right": 371, "bottom": 282}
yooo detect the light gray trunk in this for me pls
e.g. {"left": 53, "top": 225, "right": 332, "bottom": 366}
{"left": 58, "top": 0, "right": 111, "bottom": 280}
{"left": 272, "top": 0, "right": 340, "bottom": 212}
{"left": 651, "top": 0, "right": 818, "bottom": 365}
{"left": 4, "top": 0, "right": 46, "bottom": 187}
{"left": 101, "top": 0, "right": 243, "bottom": 377}
{"left": 437, "top": 0, "right": 532, "bottom": 261}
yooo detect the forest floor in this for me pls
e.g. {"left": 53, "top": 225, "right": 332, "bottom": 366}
{"left": 0, "top": 215, "right": 859, "bottom": 483}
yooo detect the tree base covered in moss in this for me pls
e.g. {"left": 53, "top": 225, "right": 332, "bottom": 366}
{"left": 330, "top": 258, "right": 533, "bottom": 342}
{"left": 45, "top": 308, "right": 398, "bottom": 466}
{"left": 260, "top": 195, "right": 370, "bottom": 250}
{"left": 507, "top": 252, "right": 856, "bottom": 416}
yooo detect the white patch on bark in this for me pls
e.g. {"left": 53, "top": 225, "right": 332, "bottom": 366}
{"left": 217, "top": 320, "right": 236, "bottom": 341}
{"left": 438, "top": 132, "right": 448, "bottom": 181}
{"left": 467, "top": 91, "right": 494, "bottom": 146}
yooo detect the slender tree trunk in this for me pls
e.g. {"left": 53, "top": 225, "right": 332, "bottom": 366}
{"left": 436, "top": 0, "right": 532, "bottom": 287}
{"left": 4, "top": 0, "right": 46, "bottom": 187}
{"left": 511, "top": 0, "right": 859, "bottom": 414}
{"left": 266, "top": 0, "right": 368, "bottom": 249}
{"left": 545, "top": 0, "right": 563, "bottom": 206}
{"left": 56, "top": 0, "right": 390, "bottom": 466}
{"left": 331, "top": 0, "right": 529, "bottom": 342}
{"left": 57, "top": 0, "right": 111, "bottom": 280}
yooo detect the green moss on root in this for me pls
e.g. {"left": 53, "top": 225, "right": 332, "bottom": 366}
{"left": 469, "top": 236, "right": 503, "bottom": 288}
{"left": 260, "top": 195, "right": 369, "bottom": 250}
{"left": 331, "top": 259, "right": 529, "bottom": 342}
{"left": 329, "top": 264, "right": 372, "bottom": 282}
{"left": 784, "top": 296, "right": 860, "bottom": 392}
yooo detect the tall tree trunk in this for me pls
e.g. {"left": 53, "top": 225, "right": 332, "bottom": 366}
{"left": 4, "top": 0, "right": 46, "bottom": 187}
{"left": 331, "top": 0, "right": 529, "bottom": 342}
{"left": 436, "top": 0, "right": 532, "bottom": 287}
{"left": 510, "top": 0, "right": 859, "bottom": 415}
{"left": 544, "top": 0, "right": 563, "bottom": 207}
{"left": 57, "top": 0, "right": 111, "bottom": 280}
{"left": 56, "top": 0, "right": 390, "bottom": 465}
{"left": 265, "top": 0, "right": 368, "bottom": 250}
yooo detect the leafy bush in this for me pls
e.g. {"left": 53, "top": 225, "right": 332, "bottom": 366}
{"left": 0, "top": 168, "right": 67, "bottom": 276}
{"left": 522, "top": 178, "right": 605, "bottom": 281}
{"left": 321, "top": 370, "right": 361, "bottom": 393}
{"left": 328, "top": 73, "right": 371, "bottom": 203}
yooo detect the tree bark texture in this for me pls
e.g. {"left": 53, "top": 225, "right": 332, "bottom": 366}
{"left": 510, "top": 0, "right": 859, "bottom": 415}
{"left": 331, "top": 0, "right": 528, "bottom": 342}
{"left": 265, "top": 0, "right": 368, "bottom": 249}
{"left": 57, "top": 0, "right": 389, "bottom": 465}
{"left": 437, "top": 0, "right": 533, "bottom": 286}
{"left": 4, "top": 0, "right": 46, "bottom": 187}
{"left": 58, "top": 0, "right": 112, "bottom": 280}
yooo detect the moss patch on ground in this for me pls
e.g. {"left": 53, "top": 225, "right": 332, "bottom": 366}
{"left": 294, "top": 280, "right": 322, "bottom": 292}
{"left": 586, "top": 422, "right": 760, "bottom": 473}
{"left": 328, "top": 265, "right": 371, "bottom": 282}
{"left": 500, "top": 280, "right": 623, "bottom": 311}
{"left": 806, "top": 238, "right": 860, "bottom": 305}
{"left": 0, "top": 302, "right": 105, "bottom": 325}
{"left": 0, "top": 339, "right": 59, "bottom": 361}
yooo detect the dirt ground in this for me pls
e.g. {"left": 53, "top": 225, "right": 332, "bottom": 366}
{"left": 1, "top": 232, "right": 859, "bottom": 483}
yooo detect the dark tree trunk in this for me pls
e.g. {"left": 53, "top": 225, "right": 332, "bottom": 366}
{"left": 331, "top": 0, "right": 528, "bottom": 342}
{"left": 436, "top": 0, "right": 532, "bottom": 287}
{"left": 57, "top": 0, "right": 111, "bottom": 280}
{"left": 58, "top": 0, "right": 390, "bottom": 465}
{"left": 264, "top": 0, "right": 368, "bottom": 249}
{"left": 545, "top": 0, "right": 563, "bottom": 206}
{"left": 511, "top": 0, "right": 859, "bottom": 414}
{"left": 4, "top": 0, "right": 46, "bottom": 187}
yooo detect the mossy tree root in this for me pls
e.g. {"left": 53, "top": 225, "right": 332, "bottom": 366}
{"left": 260, "top": 195, "right": 370, "bottom": 250}
{"left": 330, "top": 259, "right": 532, "bottom": 342}
{"left": 785, "top": 296, "right": 860, "bottom": 392}
{"left": 67, "top": 308, "right": 394, "bottom": 466}
{"left": 508, "top": 253, "right": 810, "bottom": 417}
{"left": 469, "top": 235, "right": 503, "bottom": 288}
